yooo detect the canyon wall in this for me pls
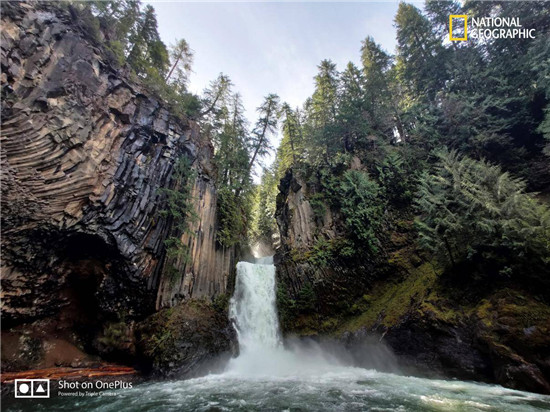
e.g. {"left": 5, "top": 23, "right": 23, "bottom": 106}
{"left": 1, "top": 2, "right": 236, "bottom": 372}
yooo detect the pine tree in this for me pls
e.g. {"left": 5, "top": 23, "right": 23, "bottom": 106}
{"left": 394, "top": 2, "right": 446, "bottom": 100}
{"left": 200, "top": 74, "right": 232, "bottom": 117}
{"left": 251, "top": 166, "right": 279, "bottom": 243}
{"left": 246, "top": 94, "right": 280, "bottom": 180}
{"left": 336, "top": 62, "right": 368, "bottom": 152}
{"left": 278, "top": 103, "right": 302, "bottom": 172}
{"left": 165, "top": 39, "right": 193, "bottom": 92}
{"left": 127, "top": 5, "right": 169, "bottom": 77}
{"left": 309, "top": 60, "right": 340, "bottom": 162}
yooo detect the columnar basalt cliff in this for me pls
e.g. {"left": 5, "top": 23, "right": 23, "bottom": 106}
{"left": 275, "top": 168, "right": 380, "bottom": 325}
{"left": 275, "top": 169, "right": 550, "bottom": 394}
{"left": 1, "top": 2, "right": 235, "bottom": 373}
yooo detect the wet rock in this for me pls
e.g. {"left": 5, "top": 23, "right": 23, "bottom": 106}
{"left": 135, "top": 300, "right": 237, "bottom": 378}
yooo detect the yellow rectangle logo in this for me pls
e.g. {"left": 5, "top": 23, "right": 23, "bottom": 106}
{"left": 449, "top": 15, "right": 468, "bottom": 41}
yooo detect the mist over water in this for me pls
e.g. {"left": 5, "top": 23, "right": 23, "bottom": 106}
{"left": 6, "top": 258, "right": 550, "bottom": 411}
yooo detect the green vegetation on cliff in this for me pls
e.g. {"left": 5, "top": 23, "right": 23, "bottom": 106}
{"left": 270, "top": 3, "right": 550, "bottom": 392}
{"left": 270, "top": 0, "right": 549, "bottom": 282}
{"left": 416, "top": 149, "right": 550, "bottom": 278}
{"left": 136, "top": 299, "right": 235, "bottom": 376}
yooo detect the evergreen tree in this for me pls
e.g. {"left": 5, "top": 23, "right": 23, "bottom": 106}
{"left": 424, "top": 0, "right": 462, "bottom": 40}
{"left": 246, "top": 94, "right": 280, "bottom": 180}
{"left": 165, "top": 39, "right": 193, "bottom": 91}
{"left": 89, "top": 0, "right": 141, "bottom": 64}
{"left": 251, "top": 166, "right": 279, "bottom": 243}
{"left": 278, "top": 103, "right": 302, "bottom": 172}
{"left": 200, "top": 74, "right": 232, "bottom": 117}
{"left": 127, "top": 5, "right": 169, "bottom": 78}
{"left": 309, "top": 60, "right": 340, "bottom": 162}
{"left": 337, "top": 62, "right": 368, "bottom": 152}
{"left": 394, "top": 2, "right": 447, "bottom": 101}
{"left": 199, "top": 76, "right": 253, "bottom": 247}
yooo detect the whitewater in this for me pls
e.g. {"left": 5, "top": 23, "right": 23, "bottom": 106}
{"left": 7, "top": 257, "right": 550, "bottom": 411}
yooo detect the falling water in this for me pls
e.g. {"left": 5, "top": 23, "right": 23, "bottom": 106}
{"left": 229, "top": 258, "right": 280, "bottom": 351}
{"left": 226, "top": 256, "right": 350, "bottom": 377}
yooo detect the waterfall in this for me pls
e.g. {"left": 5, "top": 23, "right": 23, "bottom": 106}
{"left": 226, "top": 256, "right": 340, "bottom": 376}
{"left": 229, "top": 257, "right": 281, "bottom": 353}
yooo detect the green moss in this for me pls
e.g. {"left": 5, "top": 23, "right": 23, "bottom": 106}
{"left": 308, "top": 193, "right": 327, "bottom": 223}
{"left": 418, "top": 299, "right": 459, "bottom": 323}
{"left": 338, "top": 261, "right": 439, "bottom": 332}
{"left": 136, "top": 299, "right": 229, "bottom": 371}
{"left": 276, "top": 278, "right": 297, "bottom": 330}
{"left": 212, "top": 293, "right": 231, "bottom": 314}
{"left": 98, "top": 321, "right": 130, "bottom": 348}
{"left": 294, "top": 315, "right": 321, "bottom": 336}
{"left": 476, "top": 299, "right": 494, "bottom": 328}
{"left": 320, "top": 317, "right": 339, "bottom": 331}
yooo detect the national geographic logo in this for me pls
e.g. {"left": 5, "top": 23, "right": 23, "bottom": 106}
{"left": 449, "top": 15, "right": 468, "bottom": 41}
{"left": 449, "top": 15, "right": 536, "bottom": 41}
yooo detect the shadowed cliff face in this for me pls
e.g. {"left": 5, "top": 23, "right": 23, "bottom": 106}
{"left": 274, "top": 169, "right": 377, "bottom": 322}
{"left": 0, "top": 1, "right": 234, "bottom": 357}
{"left": 274, "top": 169, "right": 550, "bottom": 395}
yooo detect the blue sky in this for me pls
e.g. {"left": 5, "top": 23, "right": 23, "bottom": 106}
{"left": 148, "top": 1, "right": 415, "bottom": 176}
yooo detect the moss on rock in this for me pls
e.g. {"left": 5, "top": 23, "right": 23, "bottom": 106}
{"left": 135, "top": 299, "right": 237, "bottom": 377}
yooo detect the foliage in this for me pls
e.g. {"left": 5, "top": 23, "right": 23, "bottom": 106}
{"left": 216, "top": 186, "right": 250, "bottom": 248}
{"left": 394, "top": 2, "right": 447, "bottom": 101}
{"left": 306, "top": 238, "right": 334, "bottom": 267}
{"left": 296, "top": 283, "right": 317, "bottom": 312}
{"left": 415, "top": 150, "right": 550, "bottom": 276}
{"left": 159, "top": 156, "right": 197, "bottom": 281}
{"left": 212, "top": 293, "right": 231, "bottom": 314}
{"left": 277, "top": 103, "right": 303, "bottom": 172}
{"left": 246, "top": 94, "right": 281, "bottom": 184}
{"left": 200, "top": 80, "right": 252, "bottom": 247}
{"left": 126, "top": 5, "right": 169, "bottom": 77}
{"left": 338, "top": 170, "right": 384, "bottom": 254}
{"left": 166, "top": 39, "right": 193, "bottom": 88}
{"left": 199, "top": 75, "right": 282, "bottom": 247}
{"left": 308, "top": 193, "right": 327, "bottom": 224}
{"left": 250, "top": 166, "right": 279, "bottom": 243}
{"left": 376, "top": 151, "right": 415, "bottom": 206}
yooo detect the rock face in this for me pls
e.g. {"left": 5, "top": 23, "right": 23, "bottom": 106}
{"left": 275, "top": 169, "right": 377, "bottom": 331}
{"left": 275, "top": 168, "right": 550, "bottom": 394}
{"left": 1, "top": 2, "right": 236, "bottom": 373}
{"left": 136, "top": 300, "right": 237, "bottom": 378}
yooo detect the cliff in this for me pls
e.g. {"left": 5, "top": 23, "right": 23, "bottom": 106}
{"left": 275, "top": 168, "right": 550, "bottom": 394}
{"left": 1, "top": 2, "right": 235, "bottom": 374}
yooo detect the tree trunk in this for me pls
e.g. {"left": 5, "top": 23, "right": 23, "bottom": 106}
{"left": 165, "top": 55, "right": 181, "bottom": 82}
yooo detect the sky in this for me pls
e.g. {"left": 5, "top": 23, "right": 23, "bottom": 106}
{"left": 148, "top": 1, "right": 411, "bottom": 178}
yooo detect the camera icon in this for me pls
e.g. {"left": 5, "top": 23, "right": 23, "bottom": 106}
{"left": 15, "top": 379, "right": 50, "bottom": 398}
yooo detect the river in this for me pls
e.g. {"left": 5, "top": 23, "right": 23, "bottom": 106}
{"left": 5, "top": 258, "right": 550, "bottom": 411}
